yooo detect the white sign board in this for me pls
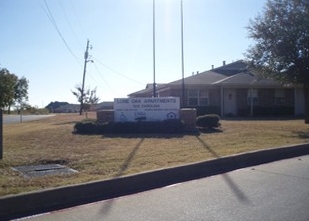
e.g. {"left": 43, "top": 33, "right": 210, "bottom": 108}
{"left": 114, "top": 97, "right": 180, "bottom": 122}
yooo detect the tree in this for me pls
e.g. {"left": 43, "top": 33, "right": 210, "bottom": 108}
{"left": 246, "top": 0, "right": 309, "bottom": 123}
{"left": 14, "top": 77, "right": 29, "bottom": 114}
{"left": 0, "top": 68, "right": 29, "bottom": 114}
{"left": 88, "top": 87, "right": 100, "bottom": 110}
{"left": 72, "top": 85, "right": 85, "bottom": 115}
{"left": 0, "top": 68, "right": 18, "bottom": 112}
{"left": 72, "top": 85, "right": 100, "bottom": 116}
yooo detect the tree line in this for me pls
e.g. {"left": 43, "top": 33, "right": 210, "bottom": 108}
{"left": 0, "top": 68, "right": 29, "bottom": 114}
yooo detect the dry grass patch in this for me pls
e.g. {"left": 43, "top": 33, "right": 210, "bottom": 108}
{"left": 0, "top": 113, "right": 309, "bottom": 196}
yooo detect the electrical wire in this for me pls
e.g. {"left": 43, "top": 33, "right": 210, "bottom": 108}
{"left": 92, "top": 62, "right": 121, "bottom": 96}
{"left": 92, "top": 56, "right": 145, "bottom": 86}
{"left": 58, "top": 0, "right": 84, "bottom": 52}
{"left": 38, "top": 0, "right": 81, "bottom": 65}
{"left": 69, "top": 0, "right": 88, "bottom": 39}
{"left": 40, "top": 0, "right": 145, "bottom": 98}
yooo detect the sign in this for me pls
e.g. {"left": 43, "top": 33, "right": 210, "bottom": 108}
{"left": 114, "top": 97, "right": 180, "bottom": 122}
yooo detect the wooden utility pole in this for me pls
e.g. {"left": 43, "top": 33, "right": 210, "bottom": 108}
{"left": 80, "top": 39, "right": 90, "bottom": 115}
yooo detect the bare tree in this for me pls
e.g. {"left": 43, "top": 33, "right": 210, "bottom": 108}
{"left": 72, "top": 85, "right": 100, "bottom": 117}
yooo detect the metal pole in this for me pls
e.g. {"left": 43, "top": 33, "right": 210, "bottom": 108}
{"left": 181, "top": 0, "right": 185, "bottom": 107}
{"left": 80, "top": 39, "right": 90, "bottom": 115}
{"left": 20, "top": 106, "right": 22, "bottom": 123}
{"left": 250, "top": 88, "right": 254, "bottom": 117}
{"left": 153, "top": 0, "right": 156, "bottom": 97}
{"left": 0, "top": 109, "right": 3, "bottom": 159}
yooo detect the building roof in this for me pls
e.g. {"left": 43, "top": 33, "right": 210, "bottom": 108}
{"left": 95, "top": 101, "right": 114, "bottom": 110}
{"left": 128, "top": 84, "right": 167, "bottom": 97}
{"left": 45, "top": 101, "right": 69, "bottom": 110}
{"left": 128, "top": 60, "right": 284, "bottom": 97}
{"left": 55, "top": 103, "right": 79, "bottom": 109}
{"left": 213, "top": 71, "right": 281, "bottom": 87}
{"left": 212, "top": 60, "right": 247, "bottom": 76}
{"left": 169, "top": 70, "right": 227, "bottom": 86}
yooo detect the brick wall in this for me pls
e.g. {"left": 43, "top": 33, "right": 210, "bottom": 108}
{"left": 96, "top": 110, "right": 114, "bottom": 123}
{"left": 179, "top": 108, "right": 197, "bottom": 131}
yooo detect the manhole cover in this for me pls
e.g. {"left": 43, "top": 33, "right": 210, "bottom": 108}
{"left": 12, "top": 164, "right": 78, "bottom": 178}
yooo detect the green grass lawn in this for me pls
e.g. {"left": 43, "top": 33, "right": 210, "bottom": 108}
{"left": 0, "top": 113, "right": 308, "bottom": 197}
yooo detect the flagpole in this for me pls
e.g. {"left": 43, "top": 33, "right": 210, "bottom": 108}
{"left": 181, "top": 0, "right": 185, "bottom": 107}
{"left": 153, "top": 0, "right": 156, "bottom": 97}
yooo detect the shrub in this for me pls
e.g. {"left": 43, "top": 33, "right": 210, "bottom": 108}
{"left": 195, "top": 106, "right": 221, "bottom": 116}
{"left": 74, "top": 119, "right": 98, "bottom": 134}
{"left": 196, "top": 114, "right": 221, "bottom": 129}
{"left": 73, "top": 119, "right": 185, "bottom": 134}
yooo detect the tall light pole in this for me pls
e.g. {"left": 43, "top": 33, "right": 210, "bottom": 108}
{"left": 153, "top": 0, "right": 156, "bottom": 97}
{"left": 181, "top": 0, "right": 185, "bottom": 107}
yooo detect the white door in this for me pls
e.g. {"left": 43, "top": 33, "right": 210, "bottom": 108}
{"left": 224, "top": 89, "right": 237, "bottom": 116}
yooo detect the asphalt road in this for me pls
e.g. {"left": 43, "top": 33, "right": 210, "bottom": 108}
{"left": 3, "top": 115, "right": 53, "bottom": 124}
{"left": 16, "top": 155, "right": 309, "bottom": 221}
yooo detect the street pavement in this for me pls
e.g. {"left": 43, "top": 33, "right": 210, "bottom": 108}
{"left": 3, "top": 115, "right": 53, "bottom": 124}
{"left": 15, "top": 154, "right": 309, "bottom": 221}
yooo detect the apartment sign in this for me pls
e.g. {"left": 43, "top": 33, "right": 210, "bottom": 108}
{"left": 114, "top": 97, "right": 180, "bottom": 122}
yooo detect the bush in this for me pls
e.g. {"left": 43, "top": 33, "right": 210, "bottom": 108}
{"left": 73, "top": 119, "right": 185, "bottom": 134}
{"left": 74, "top": 119, "right": 99, "bottom": 134}
{"left": 196, "top": 114, "right": 221, "bottom": 129}
{"left": 195, "top": 106, "right": 221, "bottom": 117}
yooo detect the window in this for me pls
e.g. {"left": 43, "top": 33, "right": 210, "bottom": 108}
{"left": 247, "top": 89, "right": 258, "bottom": 106}
{"left": 188, "top": 89, "right": 209, "bottom": 106}
{"left": 275, "top": 89, "right": 285, "bottom": 105}
{"left": 199, "top": 90, "right": 209, "bottom": 106}
{"left": 188, "top": 90, "right": 198, "bottom": 106}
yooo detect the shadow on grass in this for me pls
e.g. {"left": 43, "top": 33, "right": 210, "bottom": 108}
{"left": 198, "top": 128, "right": 223, "bottom": 134}
{"left": 222, "top": 116, "right": 303, "bottom": 121}
{"left": 100, "top": 138, "right": 144, "bottom": 215}
{"left": 102, "top": 133, "right": 185, "bottom": 139}
{"left": 54, "top": 121, "right": 79, "bottom": 125}
{"left": 115, "top": 138, "right": 144, "bottom": 177}
{"left": 195, "top": 135, "right": 250, "bottom": 203}
{"left": 195, "top": 136, "right": 221, "bottom": 158}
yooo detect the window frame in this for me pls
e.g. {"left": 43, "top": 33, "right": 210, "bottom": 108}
{"left": 188, "top": 89, "right": 209, "bottom": 106}
{"left": 247, "top": 89, "right": 259, "bottom": 106}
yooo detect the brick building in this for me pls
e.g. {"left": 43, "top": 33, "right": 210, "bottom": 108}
{"left": 128, "top": 60, "right": 304, "bottom": 117}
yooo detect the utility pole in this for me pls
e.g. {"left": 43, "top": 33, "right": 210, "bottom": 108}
{"left": 80, "top": 39, "right": 91, "bottom": 115}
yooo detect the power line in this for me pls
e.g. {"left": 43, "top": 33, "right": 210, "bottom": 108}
{"left": 58, "top": 0, "right": 84, "bottom": 52}
{"left": 93, "top": 62, "right": 121, "bottom": 96}
{"left": 69, "top": 0, "right": 88, "bottom": 39}
{"left": 39, "top": 0, "right": 81, "bottom": 65}
{"left": 92, "top": 56, "right": 145, "bottom": 86}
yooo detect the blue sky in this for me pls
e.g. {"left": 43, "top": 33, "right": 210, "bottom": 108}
{"left": 0, "top": 0, "right": 267, "bottom": 107}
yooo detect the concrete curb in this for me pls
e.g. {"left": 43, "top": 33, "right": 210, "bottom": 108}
{"left": 1, "top": 143, "right": 309, "bottom": 220}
